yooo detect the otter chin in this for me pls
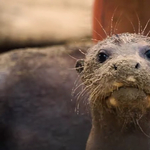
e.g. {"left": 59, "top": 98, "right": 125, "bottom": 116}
{"left": 106, "top": 87, "right": 150, "bottom": 121}
{"left": 75, "top": 33, "right": 150, "bottom": 150}
{"left": 107, "top": 87, "right": 150, "bottom": 107}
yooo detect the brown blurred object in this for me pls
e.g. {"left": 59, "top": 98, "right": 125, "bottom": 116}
{"left": 0, "top": 43, "right": 92, "bottom": 150}
{"left": 93, "top": 0, "right": 150, "bottom": 41}
{"left": 0, "top": 0, "right": 92, "bottom": 52}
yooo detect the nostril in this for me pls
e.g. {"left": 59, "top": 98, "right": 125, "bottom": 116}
{"left": 113, "top": 64, "right": 117, "bottom": 70}
{"left": 135, "top": 63, "right": 140, "bottom": 69}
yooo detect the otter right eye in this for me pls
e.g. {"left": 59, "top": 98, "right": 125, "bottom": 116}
{"left": 98, "top": 52, "right": 108, "bottom": 63}
{"left": 145, "top": 50, "right": 150, "bottom": 59}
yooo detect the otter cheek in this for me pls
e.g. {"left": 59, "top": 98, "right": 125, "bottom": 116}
{"left": 113, "top": 82, "right": 124, "bottom": 88}
{"left": 107, "top": 97, "right": 118, "bottom": 107}
{"left": 107, "top": 88, "right": 150, "bottom": 114}
{"left": 111, "top": 87, "right": 147, "bottom": 104}
{"left": 109, "top": 87, "right": 150, "bottom": 113}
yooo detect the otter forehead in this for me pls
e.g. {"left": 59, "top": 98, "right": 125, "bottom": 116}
{"left": 88, "top": 33, "right": 150, "bottom": 57}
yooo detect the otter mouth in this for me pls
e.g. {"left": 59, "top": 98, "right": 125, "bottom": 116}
{"left": 106, "top": 83, "right": 150, "bottom": 109}
{"left": 104, "top": 84, "right": 150, "bottom": 120}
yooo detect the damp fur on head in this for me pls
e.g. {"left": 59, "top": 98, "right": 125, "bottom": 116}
{"left": 75, "top": 33, "right": 150, "bottom": 123}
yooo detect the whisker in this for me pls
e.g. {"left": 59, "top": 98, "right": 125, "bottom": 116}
{"left": 93, "top": 29, "right": 104, "bottom": 39}
{"left": 73, "top": 74, "right": 81, "bottom": 87}
{"left": 146, "top": 30, "right": 150, "bottom": 36}
{"left": 75, "top": 103, "right": 80, "bottom": 114}
{"left": 76, "top": 86, "right": 90, "bottom": 101}
{"left": 68, "top": 66, "right": 83, "bottom": 71}
{"left": 135, "top": 12, "right": 141, "bottom": 34}
{"left": 136, "top": 119, "right": 150, "bottom": 138}
{"left": 113, "top": 11, "right": 123, "bottom": 34}
{"left": 91, "top": 38, "right": 99, "bottom": 42}
{"left": 125, "top": 15, "right": 136, "bottom": 33}
{"left": 80, "top": 38, "right": 99, "bottom": 42}
{"left": 110, "top": 6, "right": 119, "bottom": 36}
{"left": 72, "top": 82, "right": 85, "bottom": 95}
{"left": 94, "top": 17, "right": 108, "bottom": 37}
{"left": 67, "top": 53, "right": 78, "bottom": 60}
{"left": 75, "top": 85, "right": 91, "bottom": 112}
{"left": 142, "top": 19, "right": 150, "bottom": 35}
{"left": 78, "top": 48, "right": 86, "bottom": 55}
{"left": 90, "top": 85, "right": 101, "bottom": 103}
{"left": 73, "top": 75, "right": 94, "bottom": 94}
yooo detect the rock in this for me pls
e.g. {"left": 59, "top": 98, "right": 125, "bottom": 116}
{"left": 0, "top": 43, "right": 91, "bottom": 150}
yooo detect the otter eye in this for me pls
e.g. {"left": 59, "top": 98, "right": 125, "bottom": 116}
{"left": 145, "top": 50, "right": 150, "bottom": 59}
{"left": 98, "top": 52, "right": 109, "bottom": 63}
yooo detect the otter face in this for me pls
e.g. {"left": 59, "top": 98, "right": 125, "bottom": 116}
{"left": 76, "top": 33, "right": 150, "bottom": 120}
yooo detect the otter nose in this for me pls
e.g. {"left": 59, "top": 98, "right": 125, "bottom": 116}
{"left": 113, "top": 64, "right": 117, "bottom": 70}
{"left": 113, "top": 62, "right": 140, "bottom": 70}
{"left": 135, "top": 63, "right": 140, "bottom": 69}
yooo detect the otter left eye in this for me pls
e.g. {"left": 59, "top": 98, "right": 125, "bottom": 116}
{"left": 145, "top": 50, "right": 150, "bottom": 59}
{"left": 98, "top": 52, "right": 109, "bottom": 63}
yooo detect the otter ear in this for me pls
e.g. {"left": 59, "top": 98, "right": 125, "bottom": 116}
{"left": 75, "top": 59, "right": 84, "bottom": 73}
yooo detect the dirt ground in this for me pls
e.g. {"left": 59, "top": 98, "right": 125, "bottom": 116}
{"left": 0, "top": 0, "right": 93, "bottom": 51}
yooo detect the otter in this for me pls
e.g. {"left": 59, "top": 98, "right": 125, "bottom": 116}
{"left": 76, "top": 33, "right": 150, "bottom": 150}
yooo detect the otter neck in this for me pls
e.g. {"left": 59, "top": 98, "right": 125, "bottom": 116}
{"left": 86, "top": 109, "right": 150, "bottom": 150}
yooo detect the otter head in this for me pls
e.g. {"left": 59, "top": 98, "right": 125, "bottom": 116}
{"left": 76, "top": 33, "right": 150, "bottom": 124}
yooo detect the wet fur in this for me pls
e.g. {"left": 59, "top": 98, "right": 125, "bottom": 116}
{"left": 76, "top": 33, "right": 150, "bottom": 150}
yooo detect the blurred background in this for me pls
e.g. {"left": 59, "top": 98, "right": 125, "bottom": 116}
{"left": 0, "top": 0, "right": 93, "bottom": 51}
{"left": 1, "top": 0, "right": 150, "bottom": 52}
